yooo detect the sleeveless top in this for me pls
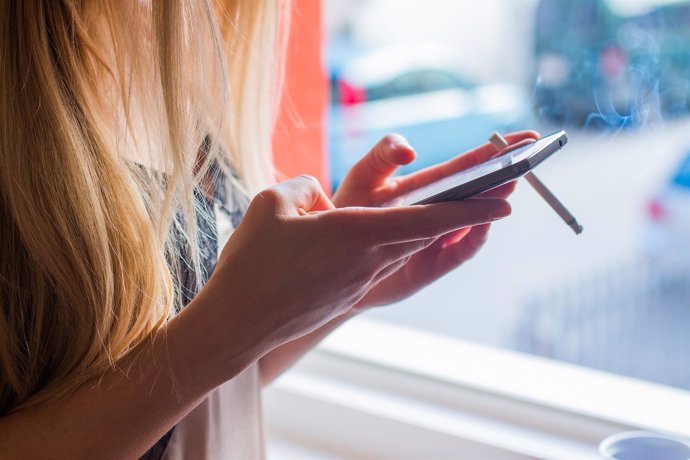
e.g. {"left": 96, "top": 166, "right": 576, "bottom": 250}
{"left": 141, "top": 170, "right": 264, "bottom": 460}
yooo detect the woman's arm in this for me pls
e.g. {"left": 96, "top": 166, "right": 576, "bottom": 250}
{"left": 259, "top": 310, "right": 358, "bottom": 385}
{"left": 0, "top": 285, "right": 259, "bottom": 460}
{"left": 0, "top": 176, "right": 508, "bottom": 458}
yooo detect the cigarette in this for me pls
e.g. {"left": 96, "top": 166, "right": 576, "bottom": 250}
{"left": 489, "top": 132, "right": 583, "bottom": 235}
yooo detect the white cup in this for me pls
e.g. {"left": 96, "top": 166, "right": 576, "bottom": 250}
{"left": 600, "top": 431, "right": 690, "bottom": 460}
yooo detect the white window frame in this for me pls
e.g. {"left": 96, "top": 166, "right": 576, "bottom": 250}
{"left": 265, "top": 318, "right": 690, "bottom": 459}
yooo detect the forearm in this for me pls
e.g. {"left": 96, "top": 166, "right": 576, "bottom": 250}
{"left": 0, "top": 287, "right": 260, "bottom": 460}
{"left": 259, "top": 309, "right": 359, "bottom": 386}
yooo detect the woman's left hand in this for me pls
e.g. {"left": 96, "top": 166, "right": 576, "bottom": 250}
{"left": 333, "top": 131, "right": 539, "bottom": 310}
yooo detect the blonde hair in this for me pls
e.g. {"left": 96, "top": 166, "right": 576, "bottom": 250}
{"left": 0, "top": 0, "right": 287, "bottom": 414}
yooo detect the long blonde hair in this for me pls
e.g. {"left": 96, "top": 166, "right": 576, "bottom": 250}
{"left": 0, "top": 0, "right": 286, "bottom": 414}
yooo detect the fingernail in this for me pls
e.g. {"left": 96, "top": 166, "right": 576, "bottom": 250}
{"left": 397, "top": 137, "right": 413, "bottom": 150}
{"left": 491, "top": 201, "right": 512, "bottom": 220}
{"left": 388, "top": 134, "right": 414, "bottom": 151}
{"left": 398, "top": 137, "right": 415, "bottom": 152}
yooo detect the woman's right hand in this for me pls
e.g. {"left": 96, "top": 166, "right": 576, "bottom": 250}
{"left": 205, "top": 175, "right": 511, "bottom": 355}
{"left": 0, "top": 175, "right": 512, "bottom": 460}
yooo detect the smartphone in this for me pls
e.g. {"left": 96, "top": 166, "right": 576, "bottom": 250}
{"left": 388, "top": 131, "right": 568, "bottom": 207}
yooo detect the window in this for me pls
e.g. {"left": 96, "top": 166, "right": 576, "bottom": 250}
{"left": 269, "top": 0, "right": 690, "bottom": 456}
{"left": 366, "top": 69, "right": 468, "bottom": 101}
{"left": 325, "top": 0, "right": 690, "bottom": 396}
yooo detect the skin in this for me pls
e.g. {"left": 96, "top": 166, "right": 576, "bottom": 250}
{"left": 258, "top": 130, "right": 540, "bottom": 384}
{"left": 0, "top": 131, "right": 538, "bottom": 459}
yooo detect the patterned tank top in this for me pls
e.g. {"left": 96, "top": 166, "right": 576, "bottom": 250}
{"left": 140, "top": 166, "right": 250, "bottom": 460}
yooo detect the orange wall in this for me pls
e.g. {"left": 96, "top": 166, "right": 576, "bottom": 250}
{"left": 272, "top": 0, "right": 330, "bottom": 190}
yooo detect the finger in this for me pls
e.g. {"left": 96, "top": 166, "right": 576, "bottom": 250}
{"left": 269, "top": 175, "right": 335, "bottom": 216}
{"left": 369, "top": 236, "right": 437, "bottom": 289}
{"left": 333, "top": 198, "right": 511, "bottom": 244}
{"left": 402, "top": 224, "right": 492, "bottom": 285}
{"left": 393, "top": 130, "right": 540, "bottom": 195}
{"left": 477, "top": 180, "right": 518, "bottom": 199}
{"left": 379, "top": 235, "right": 438, "bottom": 264}
{"left": 343, "top": 134, "right": 416, "bottom": 189}
{"left": 364, "top": 225, "right": 491, "bottom": 306}
{"left": 368, "top": 255, "right": 411, "bottom": 288}
{"left": 433, "top": 224, "right": 492, "bottom": 274}
{"left": 439, "top": 227, "right": 471, "bottom": 248}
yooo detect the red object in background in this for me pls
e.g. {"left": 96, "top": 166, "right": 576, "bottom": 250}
{"left": 272, "top": 0, "right": 330, "bottom": 191}
{"left": 599, "top": 45, "right": 628, "bottom": 80}
{"left": 648, "top": 199, "right": 667, "bottom": 223}
{"left": 338, "top": 80, "right": 367, "bottom": 105}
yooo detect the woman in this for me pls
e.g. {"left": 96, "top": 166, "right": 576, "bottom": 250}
{"left": 0, "top": 1, "right": 536, "bottom": 458}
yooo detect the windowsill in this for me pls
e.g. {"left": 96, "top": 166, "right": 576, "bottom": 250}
{"left": 265, "top": 317, "right": 690, "bottom": 459}
{"left": 319, "top": 317, "right": 690, "bottom": 436}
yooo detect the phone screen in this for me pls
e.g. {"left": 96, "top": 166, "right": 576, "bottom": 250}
{"left": 388, "top": 140, "right": 544, "bottom": 207}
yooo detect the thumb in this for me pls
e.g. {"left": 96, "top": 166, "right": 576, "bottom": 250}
{"left": 345, "top": 134, "right": 416, "bottom": 188}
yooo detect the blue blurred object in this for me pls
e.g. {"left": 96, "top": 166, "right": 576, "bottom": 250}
{"left": 534, "top": 0, "right": 690, "bottom": 128}
{"left": 645, "top": 151, "right": 690, "bottom": 260}
{"left": 327, "top": 41, "right": 531, "bottom": 189}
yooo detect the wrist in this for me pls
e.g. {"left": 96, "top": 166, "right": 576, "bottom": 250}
{"left": 167, "top": 284, "right": 270, "bottom": 392}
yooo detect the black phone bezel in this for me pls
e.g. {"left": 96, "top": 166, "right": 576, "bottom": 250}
{"left": 410, "top": 131, "right": 568, "bottom": 205}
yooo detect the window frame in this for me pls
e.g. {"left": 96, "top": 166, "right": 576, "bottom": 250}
{"left": 265, "top": 317, "right": 690, "bottom": 458}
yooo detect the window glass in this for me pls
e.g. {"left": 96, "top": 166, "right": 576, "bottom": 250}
{"left": 326, "top": 0, "right": 690, "bottom": 392}
{"left": 367, "top": 69, "right": 468, "bottom": 101}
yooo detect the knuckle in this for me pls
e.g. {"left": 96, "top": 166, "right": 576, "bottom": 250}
{"left": 295, "top": 174, "right": 321, "bottom": 191}
{"left": 258, "top": 187, "right": 281, "bottom": 203}
{"left": 250, "top": 187, "right": 281, "bottom": 211}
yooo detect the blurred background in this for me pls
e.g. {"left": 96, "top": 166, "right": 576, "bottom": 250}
{"left": 324, "top": 0, "right": 690, "bottom": 391}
